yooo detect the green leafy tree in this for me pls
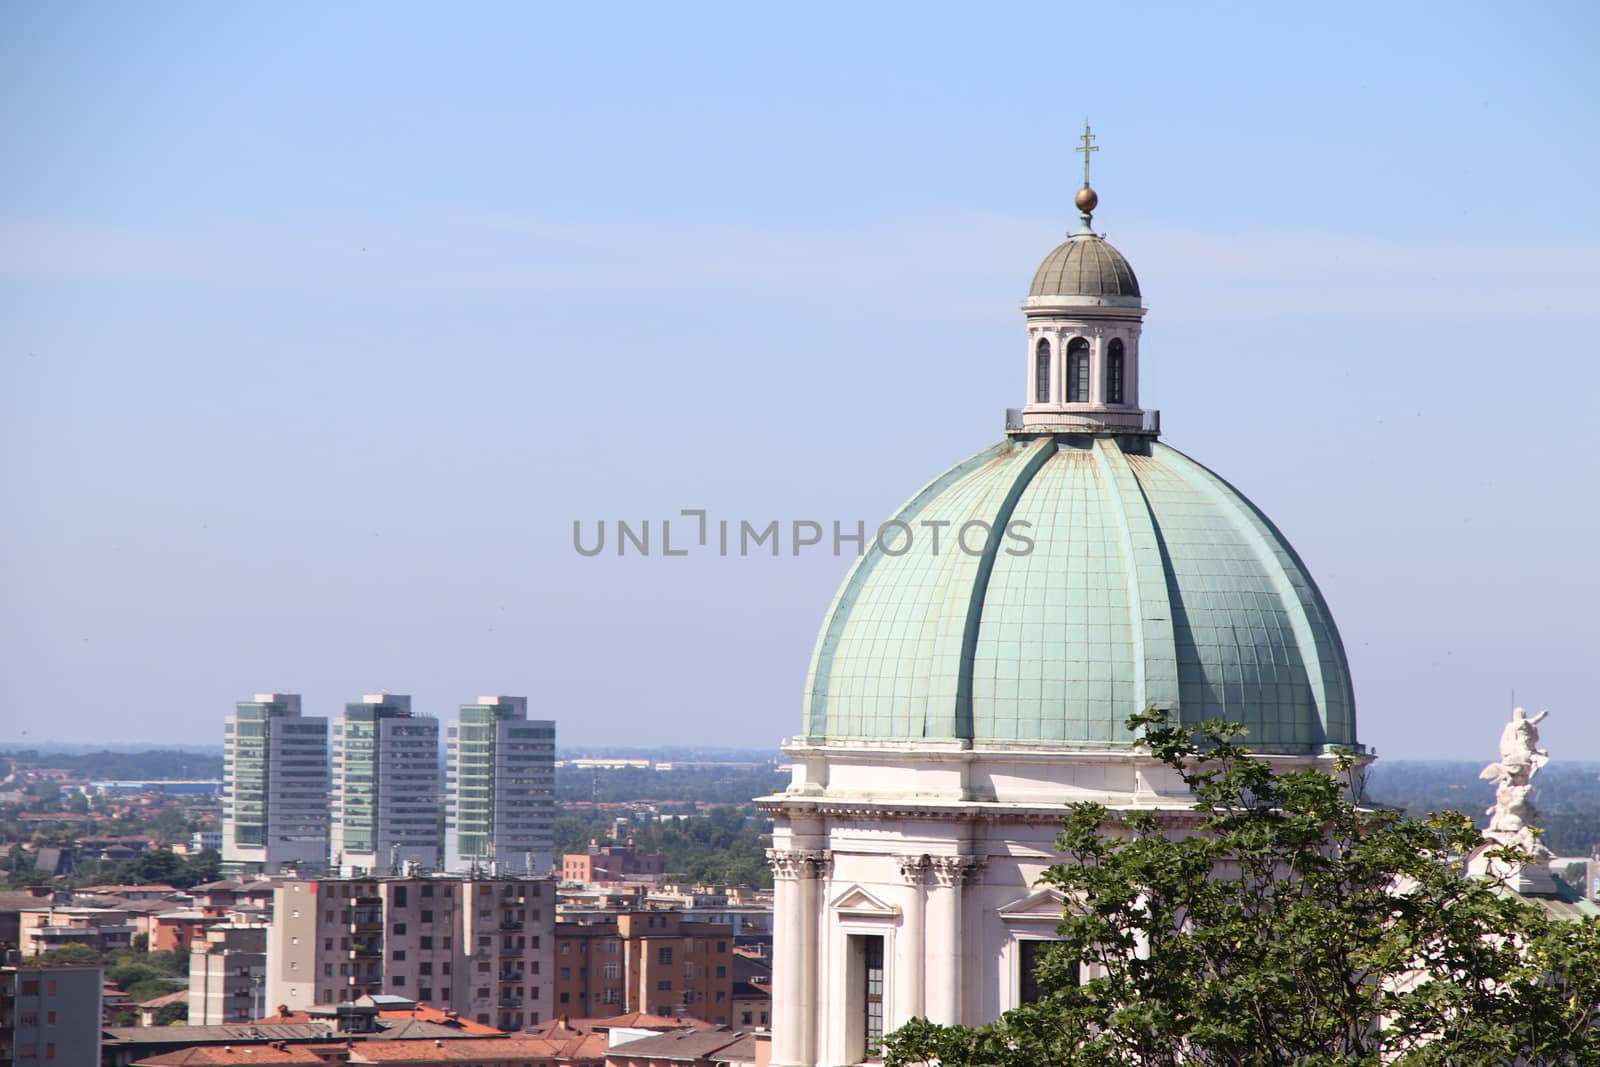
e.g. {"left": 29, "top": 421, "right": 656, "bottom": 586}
{"left": 155, "top": 1001, "right": 189, "bottom": 1025}
{"left": 886, "top": 710, "right": 1600, "bottom": 1067}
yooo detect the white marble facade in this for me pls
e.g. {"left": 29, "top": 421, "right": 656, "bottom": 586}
{"left": 760, "top": 741, "right": 1354, "bottom": 1066}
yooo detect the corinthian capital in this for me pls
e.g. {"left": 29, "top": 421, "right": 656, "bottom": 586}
{"left": 767, "top": 848, "right": 832, "bottom": 881}
{"left": 895, "top": 854, "right": 929, "bottom": 885}
{"left": 926, "top": 854, "right": 985, "bottom": 887}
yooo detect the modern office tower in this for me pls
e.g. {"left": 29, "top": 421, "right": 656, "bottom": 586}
{"left": 331, "top": 694, "right": 442, "bottom": 875}
{"left": 222, "top": 694, "right": 330, "bottom": 875}
{"left": 446, "top": 696, "right": 556, "bottom": 876}
{"left": 267, "top": 875, "right": 554, "bottom": 1031}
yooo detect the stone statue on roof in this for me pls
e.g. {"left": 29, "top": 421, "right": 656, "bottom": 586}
{"left": 1479, "top": 706, "right": 1552, "bottom": 856}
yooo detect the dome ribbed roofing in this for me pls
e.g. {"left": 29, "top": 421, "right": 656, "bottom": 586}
{"left": 803, "top": 436, "right": 1355, "bottom": 751}
{"left": 1030, "top": 233, "right": 1141, "bottom": 299}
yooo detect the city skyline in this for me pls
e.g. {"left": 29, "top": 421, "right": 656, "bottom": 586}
{"left": 4, "top": 2, "right": 1598, "bottom": 761}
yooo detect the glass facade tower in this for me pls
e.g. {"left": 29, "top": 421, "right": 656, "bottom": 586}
{"left": 445, "top": 695, "right": 555, "bottom": 875}
{"left": 222, "top": 693, "right": 329, "bottom": 874}
{"left": 331, "top": 693, "right": 443, "bottom": 874}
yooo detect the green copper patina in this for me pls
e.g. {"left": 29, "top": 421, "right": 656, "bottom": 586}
{"left": 803, "top": 435, "right": 1355, "bottom": 752}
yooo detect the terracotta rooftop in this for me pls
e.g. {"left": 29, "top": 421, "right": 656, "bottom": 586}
{"left": 606, "top": 1029, "right": 757, "bottom": 1063}
{"left": 131, "top": 1046, "right": 328, "bottom": 1065}
{"left": 345, "top": 1037, "right": 591, "bottom": 1063}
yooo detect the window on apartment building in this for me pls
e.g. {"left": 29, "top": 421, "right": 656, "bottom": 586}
{"left": 531, "top": 961, "right": 540, "bottom": 975}
{"left": 476, "top": 1014, "right": 489, "bottom": 1025}
{"left": 393, "top": 887, "right": 407, "bottom": 908}
{"left": 741, "top": 1011, "right": 753, "bottom": 1025}
{"left": 45, "top": 1043, "right": 55, "bottom": 1059}
{"left": 716, "top": 991, "right": 726, "bottom": 1002}
{"left": 658, "top": 947, "right": 673, "bottom": 965}
{"left": 393, "top": 950, "right": 406, "bottom": 962}
{"left": 392, "top": 976, "right": 405, "bottom": 987}
{"left": 606, "top": 939, "right": 618, "bottom": 954}
{"left": 421, "top": 884, "right": 434, "bottom": 897}
{"left": 323, "top": 938, "right": 333, "bottom": 950}
{"left": 420, "top": 910, "right": 433, "bottom": 923}
{"left": 324, "top": 965, "right": 332, "bottom": 977}
{"left": 323, "top": 911, "right": 333, "bottom": 922}
{"left": 560, "top": 943, "right": 569, "bottom": 956}
{"left": 441, "top": 962, "right": 450, "bottom": 975}
{"left": 657, "top": 980, "right": 672, "bottom": 991}
{"left": 479, "top": 886, "right": 491, "bottom": 896}
{"left": 717, "top": 941, "right": 727, "bottom": 952}
{"left": 420, "top": 936, "right": 432, "bottom": 949}
{"left": 478, "top": 962, "right": 490, "bottom": 973}
{"left": 559, "top": 967, "right": 570, "bottom": 980}
{"left": 19, "top": 1013, "right": 37, "bottom": 1027}
{"left": 420, "top": 962, "right": 432, "bottom": 975}
{"left": 419, "top": 987, "right": 432, "bottom": 1001}
{"left": 392, "top": 923, "right": 406, "bottom": 936}
{"left": 478, "top": 936, "right": 490, "bottom": 948}
{"left": 443, "top": 937, "right": 452, "bottom": 951}
{"left": 20, "top": 980, "right": 39, "bottom": 995}
{"left": 477, "top": 987, "right": 490, "bottom": 998}
{"left": 602, "top": 962, "right": 619, "bottom": 979}
{"left": 45, "top": 1012, "right": 55, "bottom": 1025}
{"left": 559, "top": 993, "right": 569, "bottom": 1005}
{"left": 716, "top": 966, "right": 726, "bottom": 978}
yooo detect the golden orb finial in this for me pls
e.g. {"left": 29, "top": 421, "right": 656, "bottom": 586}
{"left": 1074, "top": 185, "right": 1098, "bottom": 213}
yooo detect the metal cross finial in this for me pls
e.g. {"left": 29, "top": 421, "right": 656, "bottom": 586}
{"left": 1077, "top": 120, "right": 1098, "bottom": 187}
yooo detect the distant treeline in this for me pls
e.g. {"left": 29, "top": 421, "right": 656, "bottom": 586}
{"left": 556, "top": 764, "right": 789, "bottom": 805}
{"left": 0, "top": 748, "right": 225, "bottom": 781}
{"left": 1366, "top": 760, "right": 1600, "bottom": 855}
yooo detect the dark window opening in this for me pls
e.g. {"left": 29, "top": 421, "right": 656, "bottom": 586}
{"left": 864, "top": 935, "right": 885, "bottom": 1048}
{"left": 1020, "top": 939, "right": 1078, "bottom": 1004}
{"left": 1066, "top": 338, "right": 1090, "bottom": 403}
{"left": 1034, "top": 338, "right": 1051, "bottom": 403}
{"left": 1105, "top": 338, "right": 1125, "bottom": 404}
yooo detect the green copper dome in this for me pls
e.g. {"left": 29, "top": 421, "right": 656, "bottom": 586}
{"left": 1030, "top": 233, "right": 1141, "bottom": 300}
{"left": 802, "top": 435, "right": 1356, "bottom": 752}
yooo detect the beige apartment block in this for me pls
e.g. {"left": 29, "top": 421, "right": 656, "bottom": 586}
{"left": 266, "top": 874, "right": 553, "bottom": 1031}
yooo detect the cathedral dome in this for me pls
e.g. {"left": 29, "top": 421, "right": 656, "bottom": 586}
{"left": 801, "top": 436, "right": 1355, "bottom": 752}
{"left": 1029, "top": 232, "right": 1141, "bottom": 301}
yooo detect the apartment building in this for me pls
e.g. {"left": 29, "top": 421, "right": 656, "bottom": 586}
{"left": 188, "top": 925, "right": 267, "bottom": 1025}
{"left": 0, "top": 960, "right": 102, "bottom": 1066}
{"left": 266, "top": 875, "right": 553, "bottom": 1031}
{"left": 17, "top": 906, "right": 136, "bottom": 957}
{"left": 223, "top": 693, "right": 330, "bottom": 874}
{"left": 553, "top": 911, "right": 734, "bottom": 1024}
{"left": 445, "top": 696, "right": 556, "bottom": 876}
{"left": 331, "top": 694, "right": 443, "bottom": 874}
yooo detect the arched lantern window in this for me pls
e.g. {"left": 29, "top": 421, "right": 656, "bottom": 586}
{"left": 1105, "top": 338, "right": 1125, "bottom": 404}
{"left": 1066, "top": 338, "right": 1090, "bottom": 403}
{"left": 1034, "top": 338, "right": 1052, "bottom": 403}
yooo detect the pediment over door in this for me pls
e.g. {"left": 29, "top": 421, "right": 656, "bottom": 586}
{"left": 997, "top": 887, "right": 1069, "bottom": 924}
{"left": 830, "top": 884, "right": 901, "bottom": 919}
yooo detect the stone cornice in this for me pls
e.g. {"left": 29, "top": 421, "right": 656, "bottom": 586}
{"left": 757, "top": 793, "right": 1211, "bottom": 829}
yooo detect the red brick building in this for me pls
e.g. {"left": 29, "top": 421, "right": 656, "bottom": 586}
{"left": 554, "top": 912, "right": 733, "bottom": 1023}
{"left": 561, "top": 843, "right": 666, "bottom": 884}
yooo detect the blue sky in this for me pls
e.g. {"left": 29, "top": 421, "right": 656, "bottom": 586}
{"left": 2, "top": 2, "right": 1597, "bottom": 759}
